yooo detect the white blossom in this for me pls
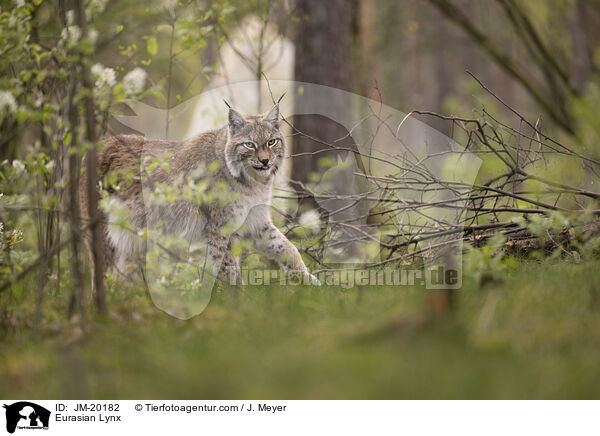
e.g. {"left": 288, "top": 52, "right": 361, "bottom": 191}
{"left": 15, "top": 0, "right": 25, "bottom": 7}
{"left": 61, "top": 25, "right": 81, "bottom": 45}
{"left": 91, "top": 63, "right": 103, "bottom": 76}
{"left": 12, "top": 160, "right": 25, "bottom": 174}
{"left": 298, "top": 209, "right": 321, "bottom": 234}
{"left": 88, "top": 28, "right": 99, "bottom": 44}
{"left": 34, "top": 92, "right": 43, "bottom": 108}
{"left": 0, "top": 91, "right": 17, "bottom": 114}
{"left": 45, "top": 160, "right": 55, "bottom": 171}
{"left": 91, "top": 63, "right": 116, "bottom": 88}
{"left": 123, "top": 67, "right": 147, "bottom": 94}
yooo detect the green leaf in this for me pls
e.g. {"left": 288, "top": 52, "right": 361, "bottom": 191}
{"left": 147, "top": 37, "right": 158, "bottom": 56}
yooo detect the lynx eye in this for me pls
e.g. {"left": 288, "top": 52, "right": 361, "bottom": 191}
{"left": 241, "top": 142, "right": 256, "bottom": 150}
{"left": 266, "top": 138, "right": 279, "bottom": 147}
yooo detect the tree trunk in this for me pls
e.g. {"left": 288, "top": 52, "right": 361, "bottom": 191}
{"left": 430, "top": 5, "right": 451, "bottom": 135}
{"left": 77, "top": 0, "right": 106, "bottom": 314}
{"left": 358, "top": 0, "right": 378, "bottom": 99}
{"left": 291, "top": 0, "right": 354, "bottom": 188}
{"left": 67, "top": 79, "right": 85, "bottom": 319}
{"left": 569, "top": 0, "right": 593, "bottom": 93}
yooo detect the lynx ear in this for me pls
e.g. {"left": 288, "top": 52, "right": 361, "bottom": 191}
{"left": 263, "top": 104, "right": 280, "bottom": 129}
{"left": 228, "top": 108, "right": 246, "bottom": 134}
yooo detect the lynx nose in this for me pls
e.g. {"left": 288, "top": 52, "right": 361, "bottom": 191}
{"left": 259, "top": 157, "right": 270, "bottom": 166}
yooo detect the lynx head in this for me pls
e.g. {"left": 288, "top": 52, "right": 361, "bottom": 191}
{"left": 224, "top": 104, "right": 284, "bottom": 183}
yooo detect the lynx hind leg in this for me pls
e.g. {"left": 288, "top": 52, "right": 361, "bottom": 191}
{"left": 111, "top": 231, "right": 145, "bottom": 282}
{"left": 104, "top": 222, "right": 145, "bottom": 284}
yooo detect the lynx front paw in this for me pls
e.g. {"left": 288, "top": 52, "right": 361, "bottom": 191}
{"left": 305, "top": 272, "right": 321, "bottom": 286}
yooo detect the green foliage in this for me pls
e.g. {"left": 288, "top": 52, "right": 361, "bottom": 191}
{"left": 464, "top": 234, "right": 516, "bottom": 286}
{"left": 2, "top": 259, "right": 600, "bottom": 398}
{"left": 0, "top": 0, "right": 236, "bottom": 310}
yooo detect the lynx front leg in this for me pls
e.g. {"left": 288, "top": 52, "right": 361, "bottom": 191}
{"left": 255, "top": 223, "right": 320, "bottom": 285}
{"left": 205, "top": 228, "right": 241, "bottom": 284}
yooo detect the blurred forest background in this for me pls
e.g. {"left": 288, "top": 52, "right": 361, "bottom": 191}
{"left": 2, "top": 0, "right": 600, "bottom": 399}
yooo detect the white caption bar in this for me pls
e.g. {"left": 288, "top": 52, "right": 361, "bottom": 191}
{"left": 1, "top": 400, "right": 597, "bottom": 435}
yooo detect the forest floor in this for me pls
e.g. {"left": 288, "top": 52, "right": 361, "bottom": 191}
{"left": 1, "top": 259, "right": 600, "bottom": 399}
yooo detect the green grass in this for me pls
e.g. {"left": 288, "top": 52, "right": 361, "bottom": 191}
{"left": 1, "top": 259, "right": 600, "bottom": 399}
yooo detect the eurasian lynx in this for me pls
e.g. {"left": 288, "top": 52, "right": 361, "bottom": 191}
{"left": 79, "top": 104, "right": 319, "bottom": 286}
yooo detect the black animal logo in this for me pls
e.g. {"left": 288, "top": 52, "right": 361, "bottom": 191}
{"left": 3, "top": 402, "right": 50, "bottom": 434}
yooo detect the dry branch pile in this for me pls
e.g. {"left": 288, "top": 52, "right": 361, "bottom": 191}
{"left": 284, "top": 76, "right": 600, "bottom": 270}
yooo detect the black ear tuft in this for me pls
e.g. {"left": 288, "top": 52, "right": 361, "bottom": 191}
{"left": 228, "top": 108, "right": 246, "bottom": 134}
{"left": 263, "top": 104, "right": 280, "bottom": 129}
